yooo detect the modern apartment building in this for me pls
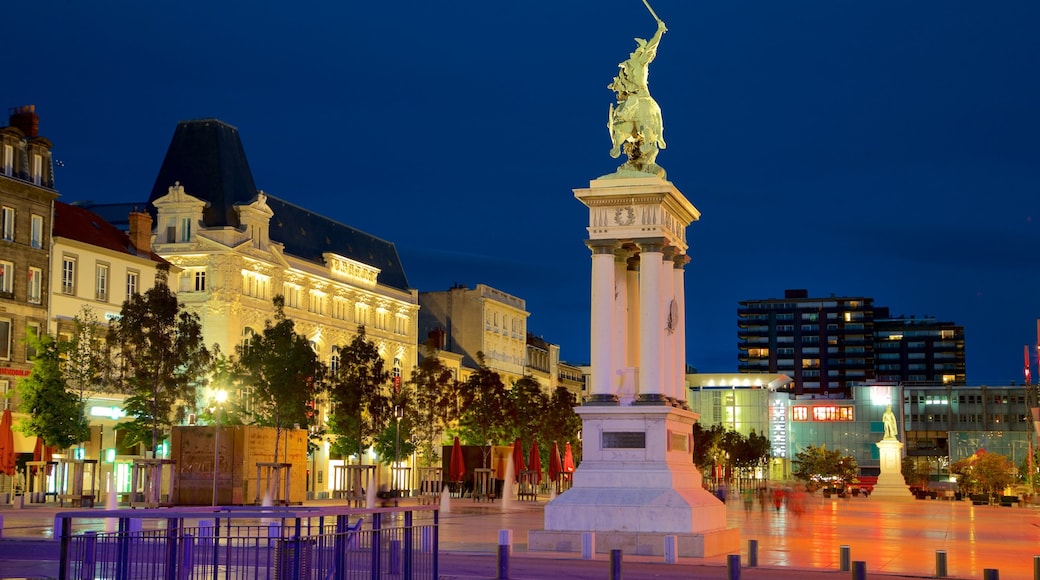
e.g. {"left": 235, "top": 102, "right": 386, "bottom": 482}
{"left": 738, "top": 289, "right": 967, "bottom": 398}
{"left": 738, "top": 289, "right": 876, "bottom": 398}
{"left": 0, "top": 105, "right": 58, "bottom": 409}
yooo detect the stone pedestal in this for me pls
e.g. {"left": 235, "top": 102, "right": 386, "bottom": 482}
{"left": 529, "top": 406, "right": 738, "bottom": 558}
{"left": 872, "top": 438, "right": 913, "bottom": 501}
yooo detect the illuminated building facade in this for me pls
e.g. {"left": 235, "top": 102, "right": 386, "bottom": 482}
{"left": 873, "top": 308, "right": 966, "bottom": 384}
{"left": 0, "top": 105, "right": 57, "bottom": 413}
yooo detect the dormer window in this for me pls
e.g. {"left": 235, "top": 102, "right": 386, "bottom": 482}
{"left": 181, "top": 217, "right": 192, "bottom": 242}
{"left": 31, "top": 153, "right": 42, "bottom": 186}
{"left": 1, "top": 144, "right": 12, "bottom": 176}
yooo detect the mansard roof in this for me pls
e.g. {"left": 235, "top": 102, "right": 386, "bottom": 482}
{"left": 54, "top": 201, "right": 165, "bottom": 263}
{"left": 145, "top": 118, "right": 410, "bottom": 292}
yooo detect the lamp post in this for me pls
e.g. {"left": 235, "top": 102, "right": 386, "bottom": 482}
{"left": 394, "top": 405, "right": 403, "bottom": 492}
{"left": 211, "top": 389, "right": 227, "bottom": 506}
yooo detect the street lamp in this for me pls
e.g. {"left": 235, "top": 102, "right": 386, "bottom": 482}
{"left": 211, "top": 389, "right": 227, "bottom": 506}
{"left": 394, "top": 405, "right": 403, "bottom": 492}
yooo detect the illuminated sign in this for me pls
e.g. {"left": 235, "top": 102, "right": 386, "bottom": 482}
{"left": 90, "top": 406, "right": 126, "bottom": 420}
{"left": 770, "top": 402, "right": 787, "bottom": 458}
{"left": 104, "top": 448, "right": 116, "bottom": 463}
{"left": 792, "top": 405, "right": 854, "bottom": 422}
{"left": 870, "top": 386, "right": 893, "bottom": 406}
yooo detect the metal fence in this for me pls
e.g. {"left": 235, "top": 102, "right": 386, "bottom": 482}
{"left": 57, "top": 504, "right": 439, "bottom": 580}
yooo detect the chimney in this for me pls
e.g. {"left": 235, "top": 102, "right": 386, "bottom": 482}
{"left": 8, "top": 104, "right": 39, "bottom": 137}
{"left": 128, "top": 211, "right": 153, "bottom": 256}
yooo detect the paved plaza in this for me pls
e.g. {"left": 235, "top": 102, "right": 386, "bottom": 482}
{"left": 0, "top": 492, "right": 1038, "bottom": 579}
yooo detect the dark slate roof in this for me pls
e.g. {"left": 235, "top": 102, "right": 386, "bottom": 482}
{"left": 148, "top": 119, "right": 257, "bottom": 228}
{"left": 54, "top": 201, "right": 165, "bottom": 263}
{"left": 68, "top": 201, "right": 138, "bottom": 230}
{"left": 264, "top": 195, "right": 410, "bottom": 291}
{"left": 139, "top": 118, "right": 411, "bottom": 292}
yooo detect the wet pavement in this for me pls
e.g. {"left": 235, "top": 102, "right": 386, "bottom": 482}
{"left": 0, "top": 492, "right": 1038, "bottom": 579}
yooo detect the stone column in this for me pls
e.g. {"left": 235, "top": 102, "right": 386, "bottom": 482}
{"left": 636, "top": 238, "right": 667, "bottom": 404}
{"left": 673, "top": 254, "right": 689, "bottom": 408}
{"left": 626, "top": 254, "right": 640, "bottom": 368}
{"left": 613, "top": 247, "right": 630, "bottom": 386}
{"left": 587, "top": 240, "right": 619, "bottom": 404}
{"left": 661, "top": 247, "right": 676, "bottom": 405}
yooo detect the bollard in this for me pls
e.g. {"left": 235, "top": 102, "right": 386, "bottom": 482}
{"left": 421, "top": 527, "right": 433, "bottom": 553}
{"left": 840, "top": 545, "right": 851, "bottom": 572}
{"left": 935, "top": 549, "right": 947, "bottom": 578}
{"left": 727, "top": 553, "right": 741, "bottom": 580}
{"left": 498, "top": 529, "right": 513, "bottom": 555}
{"left": 390, "top": 539, "right": 401, "bottom": 575}
{"left": 983, "top": 569, "right": 999, "bottom": 580}
{"left": 179, "top": 533, "right": 194, "bottom": 580}
{"left": 663, "top": 535, "right": 677, "bottom": 564}
{"left": 748, "top": 539, "right": 758, "bottom": 568}
{"left": 1034, "top": 555, "right": 1040, "bottom": 580}
{"left": 497, "top": 544, "right": 510, "bottom": 580}
{"left": 581, "top": 532, "right": 594, "bottom": 560}
{"left": 851, "top": 560, "right": 866, "bottom": 580}
{"left": 610, "top": 549, "right": 622, "bottom": 580}
{"left": 0, "top": 515, "right": 3, "bottom": 539}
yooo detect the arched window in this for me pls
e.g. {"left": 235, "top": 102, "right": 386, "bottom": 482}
{"left": 242, "top": 327, "right": 256, "bottom": 355}
{"left": 331, "top": 345, "right": 341, "bottom": 375}
{"left": 392, "top": 357, "right": 402, "bottom": 394}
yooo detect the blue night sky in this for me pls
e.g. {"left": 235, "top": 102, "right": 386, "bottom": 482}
{"left": 8, "top": 1, "right": 1040, "bottom": 384}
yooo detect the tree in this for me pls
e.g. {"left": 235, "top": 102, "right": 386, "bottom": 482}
{"left": 327, "top": 326, "right": 390, "bottom": 463}
{"left": 237, "top": 296, "right": 326, "bottom": 462}
{"left": 59, "top": 306, "right": 113, "bottom": 454}
{"left": 108, "top": 264, "right": 211, "bottom": 456}
{"left": 403, "top": 347, "right": 459, "bottom": 467}
{"left": 792, "top": 444, "right": 858, "bottom": 492}
{"left": 458, "top": 352, "right": 514, "bottom": 468}
{"left": 540, "top": 387, "right": 582, "bottom": 462}
{"left": 952, "top": 452, "right": 1014, "bottom": 498}
{"left": 509, "top": 376, "right": 547, "bottom": 451}
{"left": 16, "top": 330, "right": 91, "bottom": 450}
{"left": 902, "top": 456, "right": 932, "bottom": 488}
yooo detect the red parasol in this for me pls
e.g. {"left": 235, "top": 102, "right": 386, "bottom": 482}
{"left": 563, "top": 442, "right": 575, "bottom": 473}
{"left": 449, "top": 436, "right": 466, "bottom": 482}
{"left": 511, "top": 437, "right": 526, "bottom": 482}
{"left": 33, "top": 436, "right": 54, "bottom": 475}
{"left": 0, "top": 408, "right": 15, "bottom": 477}
{"left": 548, "top": 441, "right": 563, "bottom": 483}
{"left": 528, "top": 440, "right": 543, "bottom": 486}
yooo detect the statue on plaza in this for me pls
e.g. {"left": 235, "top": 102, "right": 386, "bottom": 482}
{"left": 882, "top": 404, "right": 898, "bottom": 440}
{"left": 608, "top": 0, "right": 668, "bottom": 177}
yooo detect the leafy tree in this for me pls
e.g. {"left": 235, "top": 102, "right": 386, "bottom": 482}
{"left": 327, "top": 326, "right": 390, "bottom": 463}
{"left": 236, "top": 296, "right": 326, "bottom": 461}
{"left": 951, "top": 452, "right": 1015, "bottom": 498}
{"left": 403, "top": 346, "right": 459, "bottom": 466}
{"left": 901, "top": 456, "right": 932, "bottom": 487}
{"left": 540, "top": 387, "right": 582, "bottom": 462}
{"left": 458, "top": 352, "right": 514, "bottom": 467}
{"left": 16, "top": 330, "right": 90, "bottom": 450}
{"left": 509, "top": 376, "right": 547, "bottom": 450}
{"left": 792, "top": 444, "right": 858, "bottom": 492}
{"left": 61, "top": 306, "right": 112, "bottom": 403}
{"left": 108, "top": 264, "right": 211, "bottom": 456}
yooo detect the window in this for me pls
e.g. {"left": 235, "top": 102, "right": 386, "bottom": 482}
{"left": 241, "top": 327, "right": 256, "bottom": 356}
{"left": 194, "top": 270, "right": 206, "bottom": 292}
{"left": 0, "top": 207, "right": 13, "bottom": 241}
{"left": 285, "top": 284, "right": 300, "bottom": 308}
{"left": 1, "top": 144, "right": 12, "bottom": 175}
{"left": 30, "top": 214, "right": 43, "bottom": 248}
{"left": 25, "top": 322, "right": 40, "bottom": 360}
{"left": 0, "top": 261, "right": 12, "bottom": 296}
{"left": 95, "top": 264, "right": 109, "bottom": 301}
{"left": 31, "top": 153, "right": 42, "bottom": 185}
{"left": 61, "top": 256, "right": 76, "bottom": 295}
{"left": 27, "top": 267, "right": 41, "bottom": 304}
{"left": 126, "top": 270, "right": 139, "bottom": 296}
{"left": 0, "top": 318, "right": 10, "bottom": 360}
{"left": 330, "top": 346, "right": 341, "bottom": 375}
{"left": 180, "top": 217, "right": 192, "bottom": 242}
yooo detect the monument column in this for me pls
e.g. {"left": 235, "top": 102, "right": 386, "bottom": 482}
{"left": 588, "top": 240, "right": 619, "bottom": 404}
{"left": 636, "top": 238, "right": 668, "bottom": 404}
{"left": 673, "top": 254, "right": 690, "bottom": 408}
{"left": 661, "top": 246, "right": 677, "bottom": 404}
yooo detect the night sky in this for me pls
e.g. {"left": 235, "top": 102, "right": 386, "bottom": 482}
{"left": 8, "top": 1, "right": 1040, "bottom": 384}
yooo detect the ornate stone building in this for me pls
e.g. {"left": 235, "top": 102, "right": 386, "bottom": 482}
{"left": 0, "top": 105, "right": 57, "bottom": 412}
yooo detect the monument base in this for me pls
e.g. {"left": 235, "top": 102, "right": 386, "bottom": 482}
{"left": 529, "top": 527, "right": 739, "bottom": 558}
{"left": 537, "top": 405, "right": 738, "bottom": 557}
{"left": 873, "top": 438, "right": 913, "bottom": 501}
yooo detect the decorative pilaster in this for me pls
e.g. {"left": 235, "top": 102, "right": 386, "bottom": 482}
{"left": 661, "top": 246, "right": 677, "bottom": 406}
{"left": 587, "top": 240, "right": 619, "bottom": 405}
{"left": 672, "top": 254, "right": 690, "bottom": 409}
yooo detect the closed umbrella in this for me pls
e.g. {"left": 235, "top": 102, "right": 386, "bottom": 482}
{"left": 32, "top": 436, "right": 54, "bottom": 475}
{"left": 528, "top": 440, "right": 542, "bottom": 486}
{"left": 449, "top": 436, "right": 466, "bottom": 482}
{"left": 548, "top": 441, "right": 563, "bottom": 484}
{"left": 511, "top": 438, "right": 526, "bottom": 482}
{"left": 563, "top": 442, "right": 575, "bottom": 473}
{"left": 0, "top": 408, "right": 15, "bottom": 477}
